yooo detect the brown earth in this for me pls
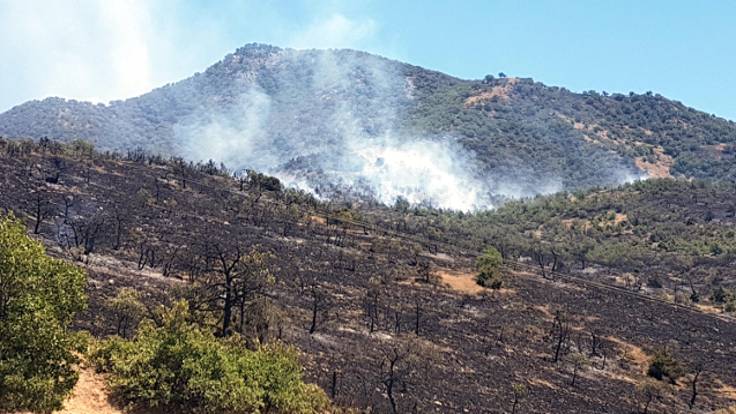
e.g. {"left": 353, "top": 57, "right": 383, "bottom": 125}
{"left": 434, "top": 268, "right": 484, "bottom": 294}
{"left": 635, "top": 147, "right": 674, "bottom": 178}
{"left": 464, "top": 78, "right": 519, "bottom": 106}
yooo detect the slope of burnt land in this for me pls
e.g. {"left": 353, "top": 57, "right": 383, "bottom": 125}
{"left": 1, "top": 139, "right": 735, "bottom": 413}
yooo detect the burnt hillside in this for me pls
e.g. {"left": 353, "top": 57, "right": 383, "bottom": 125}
{"left": 1, "top": 138, "right": 735, "bottom": 413}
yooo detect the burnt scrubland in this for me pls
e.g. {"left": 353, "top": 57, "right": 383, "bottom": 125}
{"left": 1, "top": 138, "right": 735, "bottom": 413}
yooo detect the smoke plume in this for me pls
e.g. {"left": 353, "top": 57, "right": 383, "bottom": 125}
{"left": 174, "top": 47, "right": 638, "bottom": 211}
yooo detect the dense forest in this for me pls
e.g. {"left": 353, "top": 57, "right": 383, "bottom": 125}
{"left": 1, "top": 138, "right": 735, "bottom": 413}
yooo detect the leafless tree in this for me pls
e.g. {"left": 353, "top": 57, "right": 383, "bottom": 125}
{"left": 62, "top": 196, "right": 74, "bottom": 224}
{"left": 689, "top": 363, "right": 704, "bottom": 409}
{"left": 192, "top": 240, "right": 274, "bottom": 337}
{"left": 70, "top": 214, "right": 106, "bottom": 255}
{"left": 551, "top": 310, "right": 571, "bottom": 363}
{"left": 379, "top": 345, "right": 414, "bottom": 414}
{"left": 137, "top": 240, "right": 158, "bottom": 270}
{"left": 308, "top": 282, "right": 331, "bottom": 334}
{"left": 111, "top": 206, "right": 128, "bottom": 250}
{"left": 414, "top": 297, "right": 422, "bottom": 336}
{"left": 531, "top": 245, "right": 551, "bottom": 279}
{"left": 32, "top": 189, "right": 51, "bottom": 234}
{"left": 364, "top": 280, "right": 382, "bottom": 333}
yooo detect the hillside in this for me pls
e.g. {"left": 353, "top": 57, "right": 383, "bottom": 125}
{"left": 2, "top": 138, "right": 735, "bottom": 413}
{"left": 370, "top": 178, "right": 736, "bottom": 310}
{"left": 1, "top": 44, "right": 735, "bottom": 209}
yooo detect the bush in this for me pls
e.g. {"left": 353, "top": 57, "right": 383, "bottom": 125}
{"left": 0, "top": 214, "right": 87, "bottom": 413}
{"left": 91, "top": 301, "right": 330, "bottom": 414}
{"left": 647, "top": 348, "right": 683, "bottom": 384}
{"left": 68, "top": 138, "right": 95, "bottom": 157}
{"left": 711, "top": 286, "right": 735, "bottom": 304}
{"left": 105, "top": 287, "right": 146, "bottom": 337}
{"left": 475, "top": 247, "right": 504, "bottom": 288}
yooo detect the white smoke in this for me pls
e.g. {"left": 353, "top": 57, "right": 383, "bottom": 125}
{"left": 176, "top": 89, "right": 276, "bottom": 171}
{"left": 174, "top": 47, "right": 496, "bottom": 211}
{"left": 315, "top": 136, "right": 491, "bottom": 210}
{"left": 173, "top": 47, "right": 637, "bottom": 211}
{"left": 177, "top": 88, "right": 490, "bottom": 210}
{"left": 493, "top": 179, "right": 563, "bottom": 200}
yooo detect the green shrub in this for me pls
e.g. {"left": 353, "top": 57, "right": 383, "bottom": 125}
{"left": 105, "top": 287, "right": 146, "bottom": 337}
{"left": 711, "top": 286, "right": 735, "bottom": 304}
{"left": 91, "top": 301, "right": 329, "bottom": 414}
{"left": 475, "top": 247, "right": 504, "bottom": 289}
{"left": 0, "top": 214, "right": 87, "bottom": 413}
{"left": 647, "top": 348, "right": 683, "bottom": 384}
{"left": 68, "top": 139, "right": 95, "bottom": 157}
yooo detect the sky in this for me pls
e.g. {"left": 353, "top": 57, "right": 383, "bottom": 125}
{"left": 1, "top": 0, "right": 734, "bottom": 120}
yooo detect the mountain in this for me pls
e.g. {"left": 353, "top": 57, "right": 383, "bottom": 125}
{"left": 2, "top": 43, "right": 736, "bottom": 209}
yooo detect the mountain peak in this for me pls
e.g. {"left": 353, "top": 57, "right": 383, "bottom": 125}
{"left": 233, "top": 42, "right": 283, "bottom": 56}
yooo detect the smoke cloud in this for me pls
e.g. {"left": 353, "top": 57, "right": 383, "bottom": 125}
{"left": 174, "top": 47, "right": 638, "bottom": 211}
{"left": 174, "top": 47, "right": 496, "bottom": 210}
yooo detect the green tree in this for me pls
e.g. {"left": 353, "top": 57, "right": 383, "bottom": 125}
{"left": 475, "top": 246, "right": 504, "bottom": 288}
{"left": 647, "top": 348, "right": 684, "bottom": 384}
{"left": 511, "top": 383, "right": 527, "bottom": 414}
{"left": 0, "top": 214, "right": 87, "bottom": 413}
{"left": 92, "top": 301, "right": 330, "bottom": 414}
{"left": 106, "top": 287, "right": 146, "bottom": 338}
{"left": 68, "top": 139, "right": 95, "bottom": 157}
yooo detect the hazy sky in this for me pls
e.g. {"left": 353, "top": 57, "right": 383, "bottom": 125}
{"left": 1, "top": 0, "right": 734, "bottom": 120}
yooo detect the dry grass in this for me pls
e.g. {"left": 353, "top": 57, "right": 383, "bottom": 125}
{"left": 308, "top": 215, "right": 327, "bottom": 225}
{"left": 532, "top": 304, "right": 555, "bottom": 321}
{"left": 634, "top": 147, "right": 673, "bottom": 178}
{"left": 528, "top": 377, "right": 560, "bottom": 390}
{"left": 713, "top": 379, "right": 736, "bottom": 401}
{"left": 464, "top": 78, "right": 519, "bottom": 106}
{"left": 696, "top": 303, "right": 724, "bottom": 315}
{"left": 607, "top": 336, "right": 650, "bottom": 374}
{"left": 434, "top": 268, "right": 484, "bottom": 294}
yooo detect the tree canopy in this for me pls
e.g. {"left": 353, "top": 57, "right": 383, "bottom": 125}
{"left": 92, "top": 301, "right": 330, "bottom": 414}
{"left": 475, "top": 246, "right": 504, "bottom": 288}
{"left": 0, "top": 213, "right": 87, "bottom": 413}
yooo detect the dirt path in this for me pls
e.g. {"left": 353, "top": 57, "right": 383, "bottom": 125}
{"left": 56, "top": 367, "right": 122, "bottom": 414}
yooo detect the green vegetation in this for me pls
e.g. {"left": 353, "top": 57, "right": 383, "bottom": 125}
{"left": 3, "top": 45, "right": 736, "bottom": 198}
{"left": 0, "top": 210, "right": 326, "bottom": 413}
{"left": 105, "top": 287, "right": 146, "bottom": 338}
{"left": 647, "top": 348, "right": 684, "bottom": 384}
{"left": 397, "top": 178, "right": 736, "bottom": 306}
{"left": 0, "top": 214, "right": 87, "bottom": 413}
{"left": 407, "top": 74, "right": 736, "bottom": 189}
{"left": 475, "top": 246, "right": 504, "bottom": 288}
{"left": 92, "top": 301, "right": 330, "bottom": 414}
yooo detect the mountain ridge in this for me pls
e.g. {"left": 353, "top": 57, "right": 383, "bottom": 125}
{"left": 2, "top": 43, "right": 735, "bottom": 208}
